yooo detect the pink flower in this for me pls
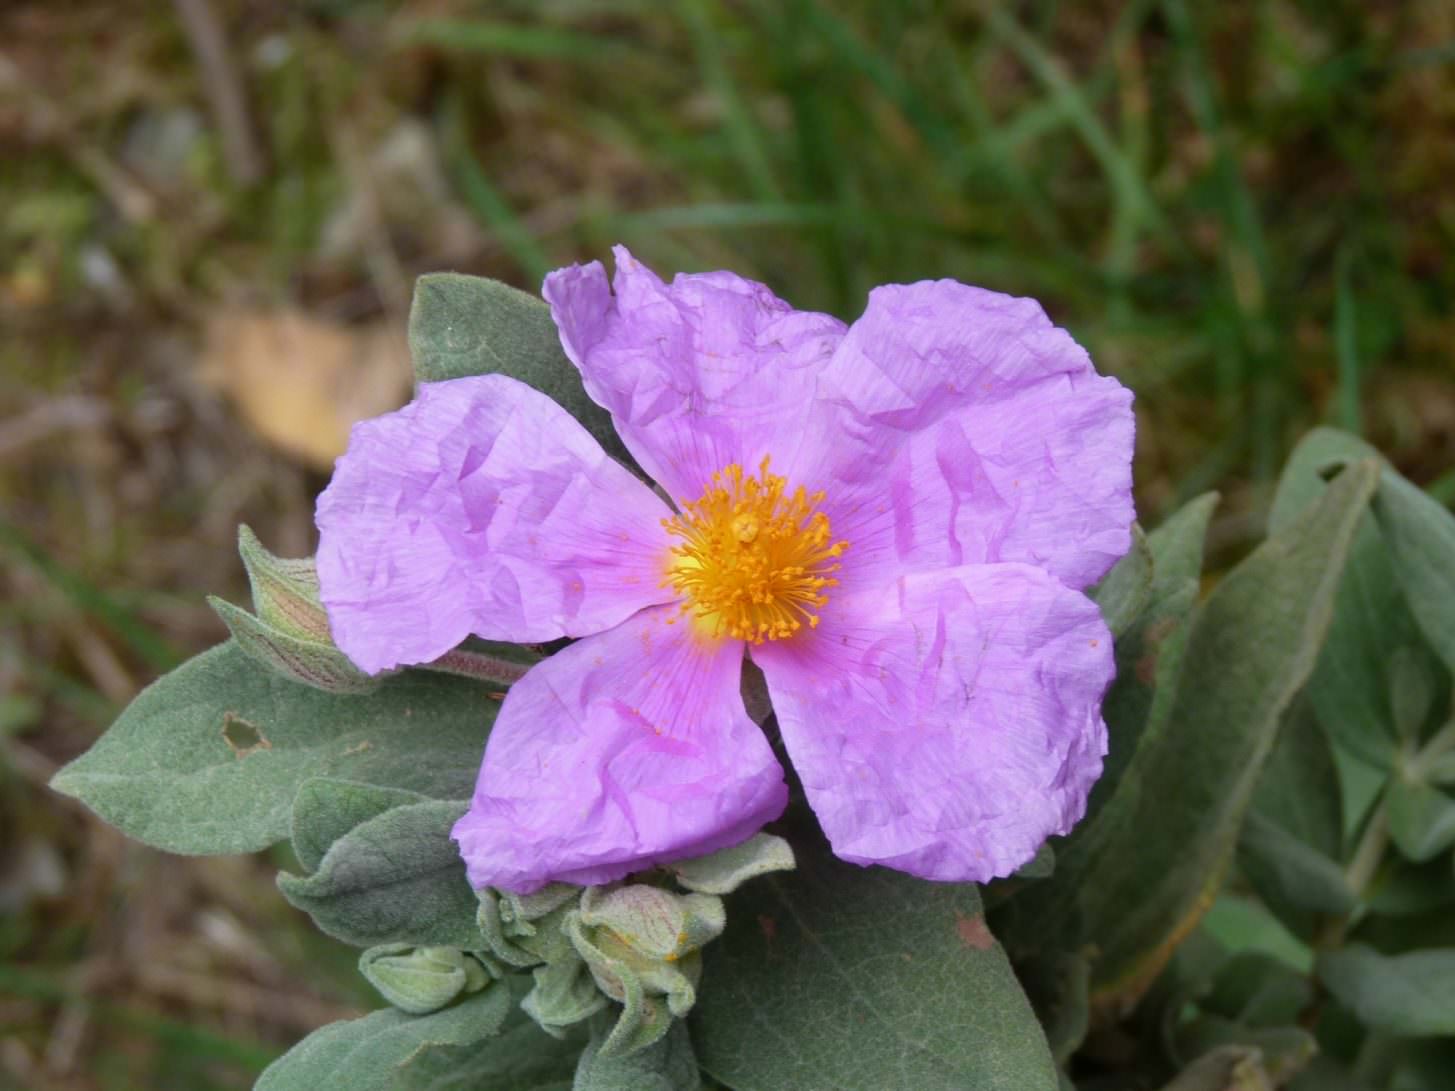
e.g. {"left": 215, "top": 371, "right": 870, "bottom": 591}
{"left": 316, "top": 247, "right": 1133, "bottom": 892}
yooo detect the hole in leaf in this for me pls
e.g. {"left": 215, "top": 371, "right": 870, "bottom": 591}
{"left": 222, "top": 712, "right": 271, "bottom": 758}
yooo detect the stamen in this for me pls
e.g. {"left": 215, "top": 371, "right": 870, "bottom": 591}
{"left": 661, "top": 456, "right": 849, "bottom": 644}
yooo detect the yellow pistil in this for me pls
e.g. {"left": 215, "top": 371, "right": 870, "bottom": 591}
{"left": 663, "top": 457, "right": 848, "bottom": 643}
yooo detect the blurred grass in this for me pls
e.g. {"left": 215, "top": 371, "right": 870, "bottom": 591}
{"left": 0, "top": 0, "right": 1452, "bottom": 1086}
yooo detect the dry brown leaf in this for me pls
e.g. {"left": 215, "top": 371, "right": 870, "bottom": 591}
{"left": 200, "top": 308, "right": 411, "bottom": 470}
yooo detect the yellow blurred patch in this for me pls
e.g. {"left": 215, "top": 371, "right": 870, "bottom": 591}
{"left": 199, "top": 308, "right": 411, "bottom": 471}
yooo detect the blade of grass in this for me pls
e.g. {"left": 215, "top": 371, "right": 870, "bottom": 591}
{"left": 984, "top": 6, "right": 1177, "bottom": 250}
{"left": 1163, "top": 0, "right": 1283, "bottom": 478}
{"left": 1106, "top": 29, "right": 1151, "bottom": 322}
{"left": 437, "top": 93, "right": 554, "bottom": 286}
{"left": 397, "top": 19, "right": 632, "bottom": 62}
{"left": 941, "top": 53, "right": 1070, "bottom": 250}
{"left": 1334, "top": 245, "right": 1362, "bottom": 435}
{"left": 797, "top": 1, "right": 965, "bottom": 178}
{"left": 0, "top": 966, "right": 280, "bottom": 1073}
{"left": 0, "top": 519, "right": 178, "bottom": 672}
{"left": 682, "top": 0, "right": 782, "bottom": 202}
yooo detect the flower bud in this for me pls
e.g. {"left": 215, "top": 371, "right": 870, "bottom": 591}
{"left": 577, "top": 884, "right": 725, "bottom": 961}
{"left": 358, "top": 944, "right": 494, "bottom": 1014}
{"left": 238, "top": 525, "right": 332, "bottom": 641}
{"left": 210, "top": 526, "right": 382, "bottom": 694}
{"left": 476, "top": 883, "right": 580, "bottom": 967}
{"left": 520, "top": 953, "right": 608, "bottom": 1035}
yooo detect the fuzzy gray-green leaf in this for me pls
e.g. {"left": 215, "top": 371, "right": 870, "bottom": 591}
{"left": 1239, "top": 699, "right": 1349, "bottom": 932}
{"left": 1271, "top": 429, "right": 1420, "bottom": 768}
{"left": 996, "top": 493, "right": 1216, "bottom": 948}
{"left": 1089, "top": 459, "right": 1377, "bottom": 993}
{"left": 1088, "top": 493, "right": 1219, "bottom": 819}
{"left": 1317, "top": 944, "right": 1455, "bottom": 1036}
{"left": 403, "top": 998, "right": 584, "bottom": 1091}
{"left": 574, "top": 1019, "right": 700, "bottom": 1091}
{"left": 408, "top": 273, "right": 632, "bottom": 467}
{"left": 1091, "top": 523, "right": 1153, "bottom": 637}
{"left": 292, "top": 778, "right": 428, "bottom": 874}
{"left": 277, "top": 799, "right": 480, "bottom": 949}
{"left": 254, "top": 985, "right": 512, "bottom": 1091}
{"left": 1006, "top": 461, "right": 1376, "bottom": 1000}
{"left": 1386, "top": 776, "right": 1455, "bottom": 863}
{"left": 1371, "top": 467, "right": 1455, "bottom": 672}
{"left": 49, "top": 642, "right": 496, "bottom": 855}
{"left": 692, "top": 812, "right": 1057, "bottom": 1091}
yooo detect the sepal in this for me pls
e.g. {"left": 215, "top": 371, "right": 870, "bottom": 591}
{"left": 212, "top": 525, "right": 383, "bottom": 694}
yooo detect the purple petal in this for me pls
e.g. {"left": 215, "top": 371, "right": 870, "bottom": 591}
{"left": 316, "top": 374, "right": 676, "bottom": 674}
{"left": 788, "top": 280, "right": 1135, "bottom": 591}
{"left": 544, "top": 246, "right": 846, "bottom": 502}
{"left": 751, "top": 563, "right": 1112, "bottom": 882}
{"left": 452, "top": 605, "right": 788, "bottom": 892}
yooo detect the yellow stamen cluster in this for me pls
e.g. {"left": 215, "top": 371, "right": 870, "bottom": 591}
{"left": 663, "top": 457, "right": 848, "bottom": 644}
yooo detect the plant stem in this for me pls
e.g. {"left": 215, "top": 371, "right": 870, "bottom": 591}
{"left": 1343, "top": 803, "right": 1389, "bottom": 899}
{"left": 1317, "top": 801, "right": 1389, "bottom": 950}
{"left": 1411, "top": 719, "right": 1455, "bottom": 779}
{"left": 422, "top": 648, "right": 534, "bottom": 687}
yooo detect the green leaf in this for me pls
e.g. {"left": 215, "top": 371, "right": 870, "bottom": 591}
{"left": 1286, "top": 1056, "right": 1367, "bottom": 1091}
{"left": 292, "top": 778, "right": 428, "bottom": 874}
{"left": 994, "top": 494, "right": 1215, "bottom": 955}
{"left": 1239, "top": 812, "right": 1356, "bottom": 917}
{"left": 1017, "top": 951, "right": 1089, "bottom": 1066}
{"left": 692, "top": 812, "right": 1058, "bottom": 1091}
{"left": 1365, "top": 855, "right": 1455, "bottom": 918}
{"left": 1389, "top": 645, "right": 1442, "bottom": 742}
{"left": 1009, "top": 461, "right": 1377, "bottom": 1000}
{"left": 1201, "top": 952, "right": 1313, "bottom": 1029}
{"left": 1200, "top": 895, "right": 1312, "bottom": 974}
{"left": 1239, "top": 697, "right": 1351, "bottom": 935}
{"left": 277, "top": 800, "right": 480, "bottom": 949}
{"left": 1251, "top": 697, "right": 1345, "bottom": 860}
{"left": 403, "top": 1001, "right": 583, "bottom": 1091}
{"left": 1386, "top": 777, "right": 1455, "bottom": 863}
{"left": 1372, "top": 468, "right": 1455, "bottom": 670}
{"left": 1014, "top": 842, "right": 1056, "bottom": 880}
{"left": 407, "top": 273, "right": 632, "bottom": 468}
{"left": 1385, "top": 1040, "right": 1455, "bottom": 1091}
{"left": 1271, "top": 429, "right": 1421, "bottom": 768}
{"left": 1316, "top": 944, "right": 1455, "bottom": 1036}
{"left": 1091, "top": 523, "right": 1153, "bottom": 637}
{"left": 254, "top": 985, "right": 512, "bottom": 1091}
{"left": 1088, "top": 493, "right": 1219, "bottom": 818}
{"left": 1353, "top": 895, "right": 1455, "bottom": 955}
{"left": 574, "top": 1020, "right": 700, "bottom": 1091}
{"left": 49, "top": 642, "right": 496, "bottom": 855}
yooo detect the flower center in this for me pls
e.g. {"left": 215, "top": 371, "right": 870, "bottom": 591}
{"left": 663, "top": 457, "right": 848, "bottom": 644}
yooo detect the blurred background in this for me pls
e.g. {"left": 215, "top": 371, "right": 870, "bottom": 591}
{"left": 1, "top": 1, "right": 1452, "bottom": 1087}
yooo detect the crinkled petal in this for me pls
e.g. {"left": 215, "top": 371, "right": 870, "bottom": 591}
{"left": 544, "top": 246, "right": 846, "bottom": 502}
{"left": 452, "top": 606, "right": 788, "bottom": 892}
{"left": 316, "top": 374, "right": 675, "bottom": 674}
{"left": 788, "top": 280, "right": 1135, "bottom": 591}
{"left": 751, "top": 563, "right": 1112, "bottom": 882}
